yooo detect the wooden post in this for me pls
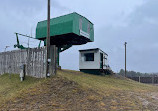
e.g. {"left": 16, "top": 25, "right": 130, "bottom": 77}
{"left": 54, "top": 46, "right": 58, "bottom": 74}
{"left": 152, "top": 75, "right": 154, "bottom": 84}
{"left": 139, "top": 76, "right": 141, "bottom": 83}
{"left": 46, "top": 0, "right": 51, "bottom": 77}
{"left": 4, "top": 52, "right": 6, "bottom": 74}
{"left": 46, "top": 0, "right": 57, "bottom": 76}
{"left": 124, "top": 42, "right": 127, "bottom": 77}
{"left": 48, "top": 45, "right": 57, "bottom": 75}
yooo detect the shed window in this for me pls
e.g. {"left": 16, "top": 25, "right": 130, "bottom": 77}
{"left": 84, "top": 53, "right": 94, "bottom": 61}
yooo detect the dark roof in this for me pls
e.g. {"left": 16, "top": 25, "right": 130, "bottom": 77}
{"left": 79, "top": 48, "right": 108, "bottom": 56}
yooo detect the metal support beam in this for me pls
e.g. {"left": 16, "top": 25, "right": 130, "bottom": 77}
{"left": 15, "top": 32, "right": 36, "bottom": 39}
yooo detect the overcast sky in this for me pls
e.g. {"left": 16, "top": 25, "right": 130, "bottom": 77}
{"left": 0, "top": 0, "right": 158, "bottom": 73}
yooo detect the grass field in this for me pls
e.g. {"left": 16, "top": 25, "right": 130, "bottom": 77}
{"left": 0, "top": 74, "right": 44, "bottom": 104}
{"left": 58, "top": 70, "right": 158, "bottom": 110}
{"left": 0, "top": 70, "right": 158, "bottom": 110}
{"left": 59, "top": 70, "right": 157, "bottom": 92}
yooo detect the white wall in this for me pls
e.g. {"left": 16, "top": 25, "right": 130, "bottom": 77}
{"left": 79, "top": 49, "right": 109, "bottom": 70}
{"left": 79, "top": 50, "right": 100, "bottom": 69}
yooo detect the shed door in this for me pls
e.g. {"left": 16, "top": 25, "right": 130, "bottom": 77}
{"left": 100, "top": 53, "right": 103, "bottom": 69}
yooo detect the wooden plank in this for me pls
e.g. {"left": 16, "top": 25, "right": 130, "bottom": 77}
{"left": 0, "top": 47, "right": 47, "bottom": 78}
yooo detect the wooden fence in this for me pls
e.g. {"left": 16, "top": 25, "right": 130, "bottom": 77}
{"left": 0, "top": 47, "right": 46, "bottom": 78}
{"left": 128, "top": 77, "right": 158, "bottom": 84}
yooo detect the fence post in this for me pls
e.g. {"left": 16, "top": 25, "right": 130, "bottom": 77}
{"left": 152, "top": 75, "right": 154, "bottom": 84}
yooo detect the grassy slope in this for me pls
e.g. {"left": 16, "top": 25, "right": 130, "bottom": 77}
{"left": 0, "top": 70, "right": 158, "bottom": 110}
{"left": 58, "top": 70, "right": 158, "bottom": 110}
{"left": 58, "top": 70, "right": 157, "bottom": 92}
{"left": 0, "top": 74, "right": 44, "bottom": 104}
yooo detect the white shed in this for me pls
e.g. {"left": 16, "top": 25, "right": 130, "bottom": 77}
{"left": 79, "top": 48, "right": 111, "bottom": 75}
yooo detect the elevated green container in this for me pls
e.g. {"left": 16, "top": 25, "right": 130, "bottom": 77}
{"left": 36, "top": 12, "right": 94, "bottom": 46}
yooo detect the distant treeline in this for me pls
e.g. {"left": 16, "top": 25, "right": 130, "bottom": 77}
{"left": 117, "top": 69, "right": 158, "bottom": 77}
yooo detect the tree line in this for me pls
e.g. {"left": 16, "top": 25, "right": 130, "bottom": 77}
{"left": 117, "top": 69, "right": 158, "bottom": 77}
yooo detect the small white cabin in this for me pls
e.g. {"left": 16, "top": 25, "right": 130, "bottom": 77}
{"left": 79, "top": 48, "right": 110, "bottom": 75}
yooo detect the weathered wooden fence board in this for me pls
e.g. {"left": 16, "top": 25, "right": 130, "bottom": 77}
{"left": 129, "top": 77, "right": 158, "bottom": 84}
{"left": 0, "top": 47, "right": 46, "bottom": 78}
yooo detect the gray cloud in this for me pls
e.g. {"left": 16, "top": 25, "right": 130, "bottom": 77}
{"left": 0, "top": 0, "right": 157, "bottom": 73}
{"left": 60, "top": 0, "right": 158, "bottom": 73}
{"left": 0, "top": 0, "right": 70, "bottom": 51}
{"left": 129, "top": 0, "right": 158, "bottom": 25}
{"left": 98, "top": 0, "right": 158, "bottom": 73}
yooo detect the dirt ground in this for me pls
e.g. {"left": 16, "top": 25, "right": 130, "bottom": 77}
{"left": 134, "top": 91, "right": 158, "bottom": 110}
{"left": 0, "top": 76, "right": 158, "bottom": 111}
{"left": 0, "top": 77, "right": 105, "bottom": 111}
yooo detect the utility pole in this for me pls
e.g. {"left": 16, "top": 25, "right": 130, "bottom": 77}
{"left": 46, "top": 0, "right": 51, "bottom": 77}
{"left": 124, "top": 42, "right": 127, "bottom": 77}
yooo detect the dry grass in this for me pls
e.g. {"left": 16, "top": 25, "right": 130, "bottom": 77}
{"left": 58, "top": 70, "right": 158, "bottom": 92}
{"left": 0, "top": 70, "right": 158, "bottom": 110}
{"left": 0, "top": 74, "right": 44, "bottom": 104}
{"left": 58, "top": 70, "right": 158, "bottom": 110}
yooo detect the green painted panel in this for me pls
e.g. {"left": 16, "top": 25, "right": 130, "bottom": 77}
{"left": 74, "top": 14, "right": 94, "bottom": 42}
{"left": 50, "top": 21, "right": 73, "bottom": 36}
{"left": 36, "top": 12, "right": 94, "bottom": 42}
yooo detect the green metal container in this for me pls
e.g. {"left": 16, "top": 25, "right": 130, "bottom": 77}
{"left": 36, "top": 12, "right": 94, "bottom": 46}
